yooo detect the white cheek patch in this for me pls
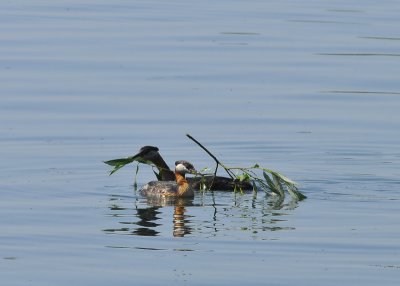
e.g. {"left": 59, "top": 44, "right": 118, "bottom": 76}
{"left": 175, "top": 163, "right": 187, "bottom": 173}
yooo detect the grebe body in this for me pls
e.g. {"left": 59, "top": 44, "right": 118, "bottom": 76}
{"left": 140, "top": 160, "right": 196, "bottom": 198}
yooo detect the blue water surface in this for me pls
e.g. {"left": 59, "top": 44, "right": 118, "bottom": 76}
{"left": 1, "top": 1, "right": 399, "bottom": 285}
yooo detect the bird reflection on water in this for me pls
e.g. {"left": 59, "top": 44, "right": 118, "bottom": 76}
{"left": 173, "top": 201, "right": 192, "bottom": 237}
{"left": 132, "top": 206, "right": 162, "bottom": 236}
{"left": 103, "top": 191, "right": 299, "bottom": 239}
{"left": 104, "top": 195, "right": 194, "bottom": 237}
{"left": 138, "top": 198, "right": 193, "bottom": 238}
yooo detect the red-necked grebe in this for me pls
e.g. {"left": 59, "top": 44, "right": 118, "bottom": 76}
{"left": 140, "top": 160, "right": 197, "bottom": 197}
{"left": 133, "top": 146, "right": 252, "bottom": 191}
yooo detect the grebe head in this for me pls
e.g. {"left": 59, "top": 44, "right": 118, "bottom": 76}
{"left": 132, "top": 146, "right": 161, "bottom": 163}
{"left": 174, "top": 160, "right": 197, "bottom": 175}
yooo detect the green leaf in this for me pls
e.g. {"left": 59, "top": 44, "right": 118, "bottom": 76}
{"left": 104, "top": 157, "right": 135, "bottom": 167}
{"left": 200, "top": 167, "right": 211, "bottom": 172}
{"left": 287, "top": 187, "right": 307, "bottom": 201}
{"left": 237, "top": 173, "right": 251, "bottom": 182}
{"left": 109, "top": 165, "right": 124, "bottom": 176}
{"left": 104, "top": 156, "right": 137, "bottom": 175}
{"left": 269, "top": 170, "right": 297, "bottom": 186}
{"left": 252, "top": 181, "right": 258, "bottom": 192}
{"left": 272, "top": 174, "right": 285, "bottom": 197}
{"left": 133, "top": 164, "right": 140, "bottom": 190}
{"left": 263, "top": 172, "right": 281, "bottom": 196}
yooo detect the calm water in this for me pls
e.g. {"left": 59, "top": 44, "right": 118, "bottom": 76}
{"left": 1, "top": 1, "right": 400, "bottom": 285}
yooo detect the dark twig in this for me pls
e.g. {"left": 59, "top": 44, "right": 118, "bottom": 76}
{"left": 186, "top": 134, "right": 235, "bottom": 179}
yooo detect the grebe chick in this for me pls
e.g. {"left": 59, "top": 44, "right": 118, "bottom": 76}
{"left": 140, "top": 160, "right": 197, "bottom": 198}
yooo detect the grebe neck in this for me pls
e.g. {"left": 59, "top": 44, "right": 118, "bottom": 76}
{"left": 152, "top": 155, "right": 175, "bottom": 181}
{"left": 175, "top": 173, "right": 189, "bottom": 196}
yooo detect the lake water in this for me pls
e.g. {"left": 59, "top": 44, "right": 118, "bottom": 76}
{"left": 1, "top": 0, "right": 399, "bottom": 285}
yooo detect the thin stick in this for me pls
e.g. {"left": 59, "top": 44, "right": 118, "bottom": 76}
{"left": 204, "top": 163, "right": 219, "bottom": 191}
{"left": 186, "top": 134, "right": 235, "bottom": 179}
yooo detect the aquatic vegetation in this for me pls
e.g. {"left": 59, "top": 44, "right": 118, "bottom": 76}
{"left": 185, "top": 134, "right": 306, "bottom": 201}
{"left": 104, "top": 134, "right": 306, "bottom": 201}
